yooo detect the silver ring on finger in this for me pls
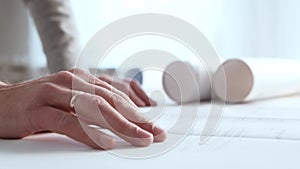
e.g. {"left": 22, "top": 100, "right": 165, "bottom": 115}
{"left": 70, "top": 91, "right": 85, "bottom": 108}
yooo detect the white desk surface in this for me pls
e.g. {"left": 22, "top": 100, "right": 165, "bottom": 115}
{"left": 1, "top": 95, "right": 300, "bottom": 169}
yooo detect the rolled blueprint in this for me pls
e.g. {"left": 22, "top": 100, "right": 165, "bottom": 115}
{"left": 162, "top": 61, "right": 212, "bottom": 103}
{"left": 213, "top": 58, "right": 300, "bottom": 103}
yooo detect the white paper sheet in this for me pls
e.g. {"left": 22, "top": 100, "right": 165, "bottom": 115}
{"left": 1, "top": 96, "right": 300, "bottom": 169}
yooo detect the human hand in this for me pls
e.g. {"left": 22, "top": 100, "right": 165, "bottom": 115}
{"left": 0, "top": 69, "right": 166, "bottom": 149}
{"left": 99, "top": 75, "right": 157, "bottom": 107}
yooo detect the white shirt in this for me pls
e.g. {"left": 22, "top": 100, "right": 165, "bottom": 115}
{"left": 0, "top": 0, "right": 80, "bottom": 82}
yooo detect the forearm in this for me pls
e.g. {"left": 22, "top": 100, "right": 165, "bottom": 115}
{"left": 24, "top": 0, "right": 80, "bottom": 73}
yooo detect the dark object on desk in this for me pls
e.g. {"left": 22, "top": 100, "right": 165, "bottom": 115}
{"left": 124, "top": 68, "right": 143, "bottom": 85}
{"left": 89, "top": 68, "right": 143, "bottom": 85}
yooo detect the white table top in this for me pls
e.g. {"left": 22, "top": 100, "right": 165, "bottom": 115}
{"left": 1, "top": 95, "right": 300, "bottom": 169}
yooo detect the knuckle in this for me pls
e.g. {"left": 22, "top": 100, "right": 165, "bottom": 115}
{"left": 56, "top": 71, "right": 74, "bottom": 82}
{"left": 41, "top": 82, "right": 58, "bottom": 92}
{"left": 98, "top": 75, "right": 106, "bottom": 80}
{"left": 120, "top": 82, "right": 129, "bottom": 89}
{"left": 115, "top": 90, "right": 129, "bottom": 99}
{"left": 111, "top": 88, "right": 132, "bottom": 104}
{"left": 119, "top": 92, "right": 130, "bottom": 100}
{"left": 94, "top": 97, "right": 108, "bottom": 108}
{"left": 99, "top": 74, "right": 109, "bottom": 81}
{"left": 117, "top": 83, "right": 130, "bottom": 94}
{"left": 95, "top": 79, "right": 108, "bottom": 88}
{"left": 123, "top": 93, "right": 131, "bottom": 102}
{"left": 109, "top": 93, "right": 120, "bottom": 100}
{"left": 69, "top": 68, "right": 85, "bottom": 75}
{"left": 109, "top": 93, "right": 125, "bottom": 107}
{"left": 68, "top": 68, "right": 78, "bottom": 73}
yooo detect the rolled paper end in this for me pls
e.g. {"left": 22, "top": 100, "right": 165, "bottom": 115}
{"left": 213, "top": 59, "right": 254, "bottom": 103}
{"left": 163, "top": 61, "right": 200, "bottom": 103}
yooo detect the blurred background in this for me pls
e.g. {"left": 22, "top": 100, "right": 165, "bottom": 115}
{"left": 0, "top": 0, "right": 300, "bottom": 82}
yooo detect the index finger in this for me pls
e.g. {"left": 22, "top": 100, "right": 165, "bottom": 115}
{"left": 129, "top": 80, "right": 157, "bottom": 106}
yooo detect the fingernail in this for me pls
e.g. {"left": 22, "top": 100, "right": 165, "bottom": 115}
{"left": 153, "top": 126, "right": 165, "bottom": 135}
{"left": 149, "top": 99, "right": 157, "bottom": 106}
{"left": 138, "top": 129, "right": 153, "bottom": 138}
{"left": 140, "top": 102, "right": 146, "bottom": 107}
{"left": 98, "top": 135, "right": 115, "bottom": 150}
{"left": 153, "top": 126, "right": 167, "bottom": 142}
{"left": 136, "top": 129, "right": 154, "bottom": 147}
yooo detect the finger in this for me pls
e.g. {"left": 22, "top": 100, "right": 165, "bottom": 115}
{"left": 74, "top": 94, "right": 154, "bottom": 147}
{"left": 45, "top": 72, "right": 113, "bottom": 111}
{"left": 41, "top": 83, "right": 73, "bottom": 112}
{"left": 80, "top": 122, "right": 116, "bottom": 149}
{"left": 104, "top": 92, "right": 167, "bottom": 142}
{"left": 129, "top": 80, "right": 157, "bottom": 106}
{"left": 133, "top": 121, "right": 167, "bottom": 142}
{"left": 69, "top": 69, "right": 137, "bottom": 107}
{"left": 98, "top": 74, "right": 134, "bottom": 100}
{"left": 98, "top": 74, "right": 114, "bottom": 84}
{"left": 128, "top": 88, "right": 147, "bottom": 107}
{"left": 74, "top": 85, "right": 166, "bottom": 142}
{"left": 44, "top": 76, "right": 130, "bottom": 113}
{"left": 42, "top": 107, "right": 115, "bottom": 150}
{"left": 42, "top": 83, "right": 89, "bottom": 113}
{"left": 99, "top": 75, "right": 147, "bottom": 107}
{"left": 45, "top": 74, "right": 166, "bottom": 143}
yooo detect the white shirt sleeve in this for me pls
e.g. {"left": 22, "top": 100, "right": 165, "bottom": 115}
{"left": 24, "top": 0, "right": 80, "bottom": 73}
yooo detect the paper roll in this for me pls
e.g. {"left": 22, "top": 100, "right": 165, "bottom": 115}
{"left": 213, "top": 58, "right": 300, "bottom": 103}
{"left": 162, "top": 61, "right": 211, "bottom": 103}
